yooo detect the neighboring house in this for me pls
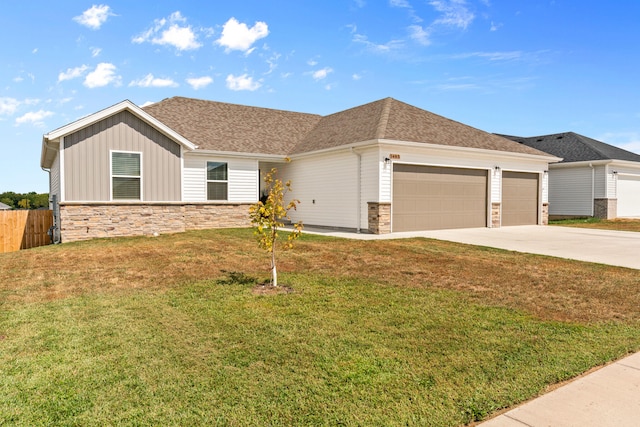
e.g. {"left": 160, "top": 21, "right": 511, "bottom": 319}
{"left": 41, "top": 97, "right": 559, "bottom": 242}
{"left": 0, "top": 202, "right": 11, "bottom": 210}
{"left": 502, "top": 132, "right": 640, "bottom": 219}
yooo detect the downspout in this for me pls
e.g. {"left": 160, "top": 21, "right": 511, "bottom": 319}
{"left": 351, "top": 147, "right": 362, "bottom": 233}
{"left": 589, "top": 163, "right": 595, "bottom": 216}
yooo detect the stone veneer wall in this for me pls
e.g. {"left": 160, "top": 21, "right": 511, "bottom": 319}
{"left": 367, "top": 202, "right": 391, "bottom": 234}
{"left": 594, "top": 198, "right": 617, "bottom": 219}
{"left": 60, "top": 203, "right": 252, "bottom": 242}
{"left": 491, "top": 203, "right": 501, "bottom": 228}
{"left": 541, "top": 203, "right": 549, "bottom": 225}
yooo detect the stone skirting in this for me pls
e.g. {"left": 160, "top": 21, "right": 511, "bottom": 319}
{"left": 59, "top": 203, "right": 252, "bottom": 242}
{"left": 541, "top": 203, "right": 549, "bottom": 225}
{"left": 594, "top": 198, "right": 617, "bottom": 219}
{"left": 367, "top": 202, "right": 391, "bottom": 234}
{"left": 491, "top": 203, "right": 501, "bottom": 228}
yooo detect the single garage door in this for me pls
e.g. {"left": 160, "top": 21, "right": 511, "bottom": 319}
{"left": 393, "top": 164, "right": 487, "bottom": 232}
{"left": 502, "top": 171, "right": 539, "bottom": 226}
{"left": 617, "top": 174, "right": 640, "bottom": 217}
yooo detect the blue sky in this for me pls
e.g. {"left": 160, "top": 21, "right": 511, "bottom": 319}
{"left": 2, "top": 1, "right": 640, "bottom": 193}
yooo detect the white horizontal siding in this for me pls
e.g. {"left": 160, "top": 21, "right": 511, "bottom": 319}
{"left": 610, "top": 163, "right": 640, "bottom": 199}
{"left": 548, "top": 167, "right": 593, "bottom": 215}
{"left": 183, "top": 157, "right": 206, "bottom": 201}
{"left": 360, "top": 148, "right": 381, "bottom": 227}
{"left": 183, "top": 155, "right": 258, "bottom": 203}
{"left": 594, "top": 165, "right": 607, "bottom": 199}
{"left": 228, "top": 159, "right": 258, "bottom": 203}
{"left": 282, "top": 151, "right": 359, "bottom": 229}
{"left": 490, "top": 169, "right": 501, "bottom": 204}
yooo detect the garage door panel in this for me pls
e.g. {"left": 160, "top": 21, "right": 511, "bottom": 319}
{"left": 393, "top": 165, "right": 487, "bottom": 232}
{"left": 502, "top": 171, "right": 538, "bottom": 226}
{"left": 617, "top": 175, "right": 640, "bottom": 217}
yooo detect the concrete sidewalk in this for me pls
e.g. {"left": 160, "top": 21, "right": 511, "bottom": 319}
{"left": 480, "top": 351, "right": 640, "bottom": 427}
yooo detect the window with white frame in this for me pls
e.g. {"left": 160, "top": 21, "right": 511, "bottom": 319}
{"left": 112, "top": 151, "right": 141, "bottom": 200}
{"left": 207, "top": 161, "right": 228, "bottom": 200}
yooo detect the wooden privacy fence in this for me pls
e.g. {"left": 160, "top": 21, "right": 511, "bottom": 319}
{"left": 0, "top": 210, "right": 53, "bottom": 253}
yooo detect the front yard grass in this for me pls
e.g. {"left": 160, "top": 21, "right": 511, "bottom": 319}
{"left": 2, "top": 228, "right": 640, "bottom": 426}
{"left": 550, "top": 217, "right": 640, "bottom": 232}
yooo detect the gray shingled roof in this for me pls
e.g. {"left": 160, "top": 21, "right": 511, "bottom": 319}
{"left": 500, "top": 132, "right": 640, "bottom": 163}
{"left": 0, "top": 201, "right": 11, "bottom": 210}
{"left": 144, "top": 96, "right": 552, "bottom": 157}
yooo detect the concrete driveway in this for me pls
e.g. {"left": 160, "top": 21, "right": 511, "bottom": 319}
{"left": 304, "top": 225, "right": 640, "bottom": 270}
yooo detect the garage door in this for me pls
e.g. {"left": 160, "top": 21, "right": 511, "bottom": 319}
{"left": 502, "top": 171, "right": 538, "bottom": 226}
{"left": 617, "top": 175, "right": 640, "bottom": 217}
{"left": 393, "top": 165, "right": 487, "bottom": 232}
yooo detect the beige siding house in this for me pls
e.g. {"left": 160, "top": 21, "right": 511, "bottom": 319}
{"left": 41, "top": 97, "right": 559, "bottom": 242}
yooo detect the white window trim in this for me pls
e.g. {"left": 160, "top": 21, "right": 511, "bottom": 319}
{"left": 110, "top": 150, "right": 143, "bottom": 201}
{"left": 206, "top": 161, "right": 228, "bottom": 201}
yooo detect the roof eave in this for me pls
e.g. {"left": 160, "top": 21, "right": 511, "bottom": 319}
{"left": 378, "top": 139, "right": 563, "bottom": 162}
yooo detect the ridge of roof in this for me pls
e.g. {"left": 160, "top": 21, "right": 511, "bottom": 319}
{"left": 375, "top": 97, "right": 393, "bottom": 139}
{"left": 500, "top": 132, "right": 640, "bottom": 163}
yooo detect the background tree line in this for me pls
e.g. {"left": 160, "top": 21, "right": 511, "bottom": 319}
{"left": 0, "top": 192, "right": 49, "bottom": 210}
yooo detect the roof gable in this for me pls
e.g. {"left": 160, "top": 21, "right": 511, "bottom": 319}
{"left": 500, "top": 132, "right": 640, "bottom": 163}
{"left": 41, "top": 100, "right": 197, "bottom": 168}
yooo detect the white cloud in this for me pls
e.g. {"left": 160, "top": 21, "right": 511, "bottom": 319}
{"left": 133, "top": 11, "right": 202, "bottom": 51}
{"left": 186, "top": 76, "right": 213, "bottom": 90}
{"left": 450, "top": 51, "right": 523, "bottom": 61}
{"left": 73, "top": 5, "right": 114, "bottom": 30}
{"left": 32, "top": 48, "right": 38, "bottom": 54}
{"left": 58, "top": 65, "right": 89, "bottom": 82}
{"left": 352, "top": 73, "right": 362, "bottom": 80}
{"left": 91, "top": 47, "right": 102, "bottom": 57}
{"left": 312, "top": 67, "right": 333, "bottom": 81}
{"left": 83, "top": 63, "right": 121, "bottom": 88}
{"left": 226, "top": 74, "right": 262, "bottom": 91}
{"left": 129, "top": 74, "right": 178, "bottom": 88}
{"left": 409, "top": 25, "right": 431, "bottom": 45}
{"left": 390, "top": 0, "right": 411, "bottom": 7}
{"left": 13, "top": 77, "right": 24, "bottom": 83}
{"left": 0, "top": 98, "right": 20, "bottom": 115}
{"left": 429, "top": 0, "right": 474, "bottom": 29}
{"left": 216, "top": 18, "right": 269, "bottom": 53}
{"left": 15, "top": 110, "right": 54, "bottom": 126}
{"left": 353, "top": 33, "right": 404, "bottom": 53}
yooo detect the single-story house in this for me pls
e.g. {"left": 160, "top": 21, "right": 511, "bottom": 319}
{"left": 41, "top": 97, "right": 559, "bottom": 242}
{"left": 0, "top": 202, "right": 11, "bottom": 210}
{"left": 501, "top": 132, "right": 640, "bottom": 219}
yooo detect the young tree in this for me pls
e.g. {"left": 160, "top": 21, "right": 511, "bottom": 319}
{"left": 249, "top": 166, "right": 303, "bottom": 287}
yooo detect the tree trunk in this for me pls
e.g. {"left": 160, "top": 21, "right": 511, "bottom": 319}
{"left": 271, "top": 248, "right": 278, "bottom": 287}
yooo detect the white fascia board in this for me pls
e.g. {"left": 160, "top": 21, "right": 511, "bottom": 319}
{"left": 43, "top": 100, "right": 197, "bottom": 151}
{"left": 288, "top": 138, "right": 562, "bottom": 164}
{"left": 377, "top": 139, "right": 563, "bottom": 163}
{"left": 186, "top": 149, "right": 287, "bottom": 161}
{"left": 549, "top": 160, "right": 614, "bottom": 169}
{"left": 287, "top": 139, "right": 378, "bottom": 160}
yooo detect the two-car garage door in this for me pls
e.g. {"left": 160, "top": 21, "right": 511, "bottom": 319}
{"left": 392, "top": 165, "right": 539, "bottom": 232}
{"left": 393, "top": 165, "right": 487, "bottom": 232}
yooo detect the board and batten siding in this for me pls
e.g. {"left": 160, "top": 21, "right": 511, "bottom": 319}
{"left": 183, "top": 155, "right": 258, "bottom": 203}
{"left": 63, "top": 111, "right": 181, "bottom": 201}
{"left": 548, "top": 167, "right": 593, "bottom": 216}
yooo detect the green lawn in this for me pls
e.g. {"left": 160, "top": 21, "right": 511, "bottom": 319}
{"left": 1, "top": 229, "right": 640, "bottom": 426}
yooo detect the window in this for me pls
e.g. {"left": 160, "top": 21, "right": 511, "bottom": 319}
{"left": 207, "top": 162, "right": 228, "bottom": 200}
{"left": 112, "top": 151, "right": 141, "bottom": 200}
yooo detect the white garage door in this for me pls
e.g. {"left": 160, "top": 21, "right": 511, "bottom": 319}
{"left": 617, "top": 175, "right": 640, "bottom": 218}
{"left": 393, "top": 165, "right": 487, "bottom": 232}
